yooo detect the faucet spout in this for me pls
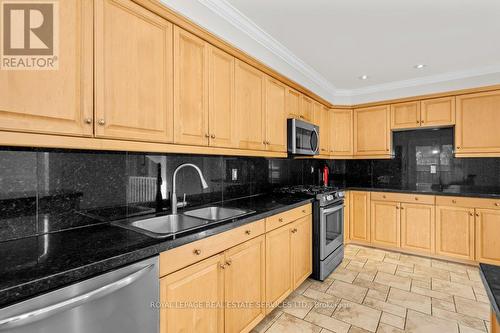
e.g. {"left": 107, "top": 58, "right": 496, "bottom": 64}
{"left": 171, "top": 163, "right": 209, "bottom": 215}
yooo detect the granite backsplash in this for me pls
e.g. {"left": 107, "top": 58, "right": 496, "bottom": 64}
{"left": 1, "top": 127, "right": 499, "bottom": 242}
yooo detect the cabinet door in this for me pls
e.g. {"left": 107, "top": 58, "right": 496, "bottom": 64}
{"left": 349, "top": 191, "right": 371, "bottom": 243}
{"left": 209, "top": 46, "right": 236, "bottom": 148}
{"left": 354, "top": 105, "right": 391, "bottom": 157}
{"left": 456, "top": 90, "right": 500, "bottom": 156}
{"left": 95, "top": 0, "right": 173, "bottom": 142}
{"left": 160, "top": 254, "right": 224, "bottom": 333}
{"left": 291, "top": 216, "right": 312, "bottom": 289}
{"left": 330, "top": 109, "right": 354, "bottom": 157}
{"left": 436, "top": 206, "right": 475, "bottom": 260}
{"left": 475, "top": 209, "right": 500, "bottom": 265}
{"left": 421, "top": 97, "right": 455, "bottom": 127}
{"left": 390, "top": 101, "right": 420, "bottom": 130}
{"left": 314, "top": 104, "right": 330, "bottom": 155}
{"left": 265, "top": 77, "right": 287, "bottom": 152}
{"left": 401, "top": 203, "right": 435, "bottom": 254}
{"left": 265, "top": 224, "right": 292, "bottom": 312}
{"left": 235, "top": 60, "right": 266, "bottom": 150}
{"left": 371, "top": 201, "right": 400, "bottom": 248}
{"left": 301, "top": 95, "right": 314, "bottom": 122}
{"left": 286, "top": 88, "right": 302, "bottom": 120}
{"left": 224, "top": 236, "right": 266, "bottom": 333}
{"left": 0, "top": 0, "right": 93, "bottom": 137}
{"left": 173, "top": 27, "right": 209, "bottom": 146}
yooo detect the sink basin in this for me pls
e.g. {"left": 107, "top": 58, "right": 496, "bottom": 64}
{"left": 112, "top": 214, "right": 211, "bottom": 239}
{"left": 184, "top": 206, "right": 254, "bottom": 222}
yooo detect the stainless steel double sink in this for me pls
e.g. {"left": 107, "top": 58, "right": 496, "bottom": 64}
{"left": 112, "top": 206, "right": 255, "bottom": 239}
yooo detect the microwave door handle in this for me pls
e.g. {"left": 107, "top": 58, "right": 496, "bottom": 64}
{"left": 0, "top": 264, "right": 154, "bottom": 330}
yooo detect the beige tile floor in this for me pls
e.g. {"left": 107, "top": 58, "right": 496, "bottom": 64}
{"left": 252, "top": 244, "right": 491, "bottom": 333}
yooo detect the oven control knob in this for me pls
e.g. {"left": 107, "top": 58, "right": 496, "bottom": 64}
{"left": 326, "top": 195, "right": 334, "bottom": 201}
{"left": 337, "top": 192, "right": 345, "bottom": 198}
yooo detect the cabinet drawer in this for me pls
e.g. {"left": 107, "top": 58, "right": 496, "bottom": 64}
{"left": 159, "top": 219, "right": 265, "bottom": 277}
{"left": 371, "top": 192, "right": 435, "bottom": 205}
{"left": 265, "top": 204, "right": 312, "bottom": 232}
{"left": 436, "top": 196, "right": 500, "bottom": 209}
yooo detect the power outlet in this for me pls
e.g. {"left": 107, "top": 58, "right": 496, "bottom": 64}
{"left": 430, "top": 165, "right": 437, "bottom": 174}
{"left": 231, "top": 168, "right": 238, "bottom": 181}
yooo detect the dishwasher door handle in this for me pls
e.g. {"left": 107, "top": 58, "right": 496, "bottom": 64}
{"left": 0, "top": 264, "right": 154, "bottom": 330}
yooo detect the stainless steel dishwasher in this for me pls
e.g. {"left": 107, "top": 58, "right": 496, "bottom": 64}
{"left": 0, "top": 256, "right": 159, "bottom": 333}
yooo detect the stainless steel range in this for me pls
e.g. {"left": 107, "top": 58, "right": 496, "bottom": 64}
{"left": 275, "top": 185, "right": 345, "bottom": 281}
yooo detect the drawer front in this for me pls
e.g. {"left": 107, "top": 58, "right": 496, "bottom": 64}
{"left": 265, "top": 204, "right": 312, "bottom": 232}
{"left": 160, "top": 219, "right": 265, "bottom": 277}
{"left": 371, "top": 192, "right": 435, "bottom": 205}
{"left": 436, "top": 196, "right": 500, "bottom": 209}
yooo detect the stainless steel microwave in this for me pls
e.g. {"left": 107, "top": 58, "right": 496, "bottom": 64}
{"left": 287, "top": 118, "right": 319, "bottom": 155}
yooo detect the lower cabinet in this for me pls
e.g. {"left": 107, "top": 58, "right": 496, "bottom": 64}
{"left": 160, "top": 205, "right": 312, "bottom": 332}
{"left": 349, "top": 191, "right": 371, "bottom": 243}
{"left": 400, "top": 203, "right": 435, "bottom": 254}
{"left": 160, "top": 254, "right": 225, "bottom": 333}
{"left": 475, "top": 209, "right": 500, "bottom": 265}
{"left": 371, "top": 200, "right": 400, "bottom": 248}
{"left": 435, "top": 206, "right": 475, "bottom": 261}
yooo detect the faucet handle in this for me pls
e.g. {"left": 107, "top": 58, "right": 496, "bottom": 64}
{"left": 176, "top": 193, "right": 188, "bottom": 208}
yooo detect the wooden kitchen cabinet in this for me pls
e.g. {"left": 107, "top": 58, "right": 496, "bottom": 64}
{"left": 371, "top": 200, "right": 400, "bottom": 248}
{"left": 95, "top": 0, "right": 174, "bottom": 142}
{"left": 209, "top": 46, "right": 237, "bottom": 148}
{"left": 475, "top": 209, "right": 500, "bottom": 265}
{"left": 456, "top": 90, "right": 500, "bottom": 157}
{"left": 301, "top": 95, "right": 314, "bottom": 122}
{"left": 420, "top": 97, "right": 455, "bottom": 127}
{"left": 354, "top": 105, "right": 391, "bottom": 157}
{"left": 235, "top": 60, "right": 266, "bottom": 151}
{"left": 330, "top": 109, "right": 354, "bottom": 157}
{"left": 391, "top": 101, "right": 421, "bottom": 130}
{"left": 314, "top": 104, "right": 330, "bottom": 155}
{"left": 400, "top": 203, "right": 435, "bottom": 254}
{"left": 349, "top": 191, "right": 371, "bottom": 243}
{"left": 173, "top": 27, "right": 209, "bottom": 146}
{"left": 436, "top": 206, "right": 475, "bottom": 260}
{"left": 0, "top": 0, "right": 94, "bottom": 137}
{"left": 265, "top": 77, "right": 287, "bottom": 152}
{"left": 224, "top": 236, "right": 266, "bottom": 333}
{"left": 291, "top": 216, "right": 312, "bottom": 289}
{"left": 160, "top": 254, "right": 225, "bottom": 333}
{"left": 265, "top": 223, "right": 292, "bottom": 312}
{"left": 286, "top": 88, "right": 302, "bottom": 120}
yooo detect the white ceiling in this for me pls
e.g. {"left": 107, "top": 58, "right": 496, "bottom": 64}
{"left": 163, "top": 0, "right": 500, "bottom": 104}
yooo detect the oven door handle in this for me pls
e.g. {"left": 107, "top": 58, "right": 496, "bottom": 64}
{"left": 321, "top": 204, "right": 344, "bottom": 215}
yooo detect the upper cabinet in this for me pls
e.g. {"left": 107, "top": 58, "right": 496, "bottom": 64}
{"left": 354, "top": 105, "right": 391, "bottom": 158}
{"left": 265, "top": 77, "right": 287, "bottom": 152}
{"left": 391, "top": 97, "right": 455, "bottom": 130}
{"left": 456, "top": 90, "right": 500, "bottom": 157}
{"left": 235, "top": 60, "right": 266, "bottom": 151}
{"left": 0, "top": 0, "right": 93, "bottom": 137}
{"left": 208, "top": 46, "right": 237, "bottom": 148}
{"left": 330, "top": 109, "right": 354, "bottom": 157}
{"left": 300, "top": 95, "right": 314, "bottom": 122}
{"left": 314, "top": 104, "right": 330, "bottom": 156}
{"left": 421, "top": 97, "right": 455, "bottom": 127}
{"left": 286, "top": 88, "right": 302, "bottom": 120}
{"left": 173, "top": 27, "right": 209, "bottom": 146}
{"left": 95, "top": 0, "right": 174, "bottom": 143}
{"left": 391, "top": 101, "right": 421, "bottom": 130}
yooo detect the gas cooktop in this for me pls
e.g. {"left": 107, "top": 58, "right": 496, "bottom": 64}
{"left": 274, "top": 185, "right": 342, "bottom": 196}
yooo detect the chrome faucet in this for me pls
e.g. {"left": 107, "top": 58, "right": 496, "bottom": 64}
{"left": 171, "top": 163, "right": 209, "bottom": 215}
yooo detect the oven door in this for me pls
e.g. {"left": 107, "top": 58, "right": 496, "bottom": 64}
{"left": 319, "top": 202, "right": 344, "bottom": 260}
{"left": 287, "top": 118, "right": 319, "bottom": 155}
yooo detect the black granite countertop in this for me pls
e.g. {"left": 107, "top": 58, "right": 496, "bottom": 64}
{"left": 0, "top": 194, "right": 313, "bottom": 309}
{"left": 479, "top": 264, "right": 500, "bottom": 322}
{"left": 344, "top": 184, "right": 500, "bottom": 199}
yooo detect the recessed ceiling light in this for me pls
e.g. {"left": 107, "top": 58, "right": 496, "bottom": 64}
{"left": 414, "top": 64, "right": 426, "bottom": 69}
{"left": 359, "top": 75, "right": 369, "bottom": 80}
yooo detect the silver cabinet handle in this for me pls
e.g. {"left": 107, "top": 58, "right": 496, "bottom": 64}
{"left": 98, "top": 119, "right": 105, "bottom": 126}
{"left": 84, "top": 118, "right": 92, "bottom": 124}
{"left": 0, "top": 264, "right": 154, "bottom": 330}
